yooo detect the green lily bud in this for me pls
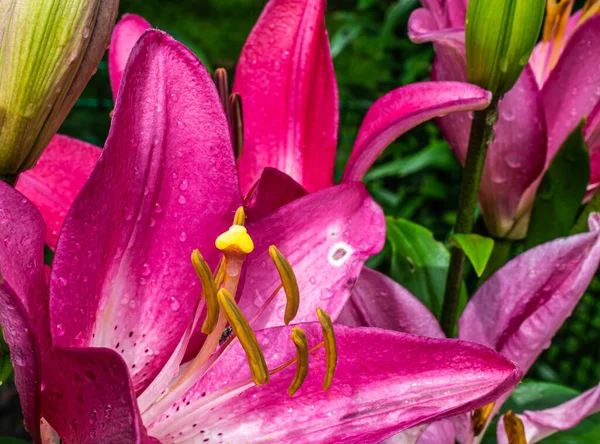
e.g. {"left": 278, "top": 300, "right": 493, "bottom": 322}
{"left": 0, "top": 0, "right": 119, "bottom": 177}
{"left": 466, "top": 0, "right": 545, "bottom": 95}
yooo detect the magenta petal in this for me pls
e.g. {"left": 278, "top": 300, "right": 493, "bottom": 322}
{"left": 41, "top": 347, "right": 157, "bottom": 443}
{"left": 497, "top": 383, "right": 600, "bottom": 444}
{"left": 337, "top": 268, "right": 445, "bottom": 339}
{"left": 542, "top": 15, "right": 600, "bottom": 160}
{"left": 586, "top": 100, "right": 600, "bottom": 186}
{"left": 149, "top": 324, "right": 521, "bottom": 443}
{"left": 244, "top": 167, "right": 308, "bottom": 221}
{"left": 16, "top": 135, "right": 101, "bottom": 250}
{"left": 239, "top": 183, "right": 385, "bottom": 329}
{"left": 0, "top": 283, "right": 41, "bottom": 443}
{"left": 459, "top": 214, "right": 600, "bottom": 410}
{"left": 109, "top": 14, "right": 152, "bottom": 100}
{"left": 234, "top": 0, "right": 338, "bottom": 194}
{"left": 49, "top": 31, "right": 241, "bottom": 393}
{"left": 341, "top": 82, "right": 491, "bottom": 183}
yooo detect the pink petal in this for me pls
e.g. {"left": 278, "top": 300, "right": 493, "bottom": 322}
{"left": 416, "top": 420, "right": 456, "bottom": 444}
{"left": 149, "top": 324, "right": 521, "bottom": 443}
{"left": 49, "top": 31, "right": 241, "bottom": 393}
{"left": 0, "top": 182, "right": 49, "bottom": 351}
{"left": 234, "top": 0, "right": 338, "bottom": 194}
{"left": 337, "top": 268, "right": 445, "bottom": 339}
{"left": 244, "top": 167, "right": 308, "bottom": 221}
{"left": 585, "top": 100, "right": 600, "bottom": 186}
{"left": 542, "top": 15, "right": 600, "bottom": 161}
{"left": 15, "top": 135, "right": 101, "bottom": 250}
{"left": 341, "top": 82, "right": 491, "bottom": 183}
{"left": 109, "top": 14, "right": 152, "bottom": 100}
{"left": 459, "top": 213, "right": 600, "bottom": 412}
{"left": 443, "top": 0, "right": 466, "bottom": 29}
{"left": 497, "top": 383, "right": 600, "bottom": 444}
{"left": 407, "top": 7, "right": 464, "bottom": 45}
{"left": 41, "top": 347, "right": 157, "bottom": 443}
{"left": 238, "top": 183, "right": 385, "bottom": 329}
{"left": 0, "top": 283, "right": 41, "bottom": 443}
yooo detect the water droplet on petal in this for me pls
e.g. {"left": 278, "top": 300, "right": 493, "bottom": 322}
{"left": 179, "top": 232, "right": 187, "bottom": 242}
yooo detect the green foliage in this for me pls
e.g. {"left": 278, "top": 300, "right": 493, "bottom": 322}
{"left": 449, "top": 234, "right": 494, "bottom": 277}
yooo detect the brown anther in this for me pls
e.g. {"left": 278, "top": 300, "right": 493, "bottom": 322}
{"left": 229, "top": 93, "right": 244, "bottom": 159}
{"left": 472, "top": 402, "right": 495, "bottom": 436}
{"left": 504, "top": 410, "right": 526, "bottom": 444}
{"left": 214, "top": 68, "right": 230, "bottom": 115}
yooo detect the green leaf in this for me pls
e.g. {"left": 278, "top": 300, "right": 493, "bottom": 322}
{"left": 0, "top": 326, "right": 13, "bottom": 385}
{"left": 0, "top": 438, "right": 31, "bottom": 444}
{"left": 330, "top": 23, "right": 363, "bottom": 58}
{"left": 525, "top": 123, "right": 589, "bottom": 250}
{"left": 386, "top": 217, "right": 466, "bottom": 319}
{"left": 449, "top": 233, "right": 494, "bottom": 277}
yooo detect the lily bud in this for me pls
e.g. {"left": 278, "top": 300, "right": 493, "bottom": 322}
{"left": 466, "top": 0, "right": 545, "bottom": 95}
{"left": 0, "top": 0, "right": 119, "bottom": 177}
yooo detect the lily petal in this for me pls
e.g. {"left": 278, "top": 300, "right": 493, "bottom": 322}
{"left": 459, "top": 213, "right": 600, "bottom": 412}
{"left": 341, "top": 82, "right": 491, "bottom": 183}
{"left": 497, "top": 383, "right": 600, "bottom": 444}
{"left": 41, "top": 346, "right": 157, "bottom": 444}
{"left": 239, "top": 183, "right": 385, "bottom": 329}
{"left": 244, "top": 167, "right": 308, "bottom": 221}
{"left": 542, "top": 14, "right": 600, "bottom": 160}
{"left": 149, "top": 323, "right": 521, "bottom": 443}
{"left": 407, "top": 7, "right": 464, "bottom": 46}
{"left": 234, "top": 0, "right": 338, "bottom": 194}
{"left": 585, "top": 100, "right": 600, "bottom": 187}
{"left": 16, "top": 135, "right": 101, "bottom": 250}
{"left": 109, "top": 14, "right": 152, "bottom": 100}
{"left": 337, "top": 268, "right": 445, "bottom": 339}
{"left": 49, "top": 31, "right": 241, "bottom": 393}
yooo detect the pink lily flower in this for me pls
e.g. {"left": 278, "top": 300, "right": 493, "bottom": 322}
{"left": 339, "top": 213, "right": 600, "bottom": 442}
{"left": 408, "top": 0, "right": 600, "bottom": 239}
{"left": 0, "top": 27, "right": 522, "bottom": 444}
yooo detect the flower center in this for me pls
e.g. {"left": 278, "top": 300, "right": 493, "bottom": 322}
{"left": 503, "top": 410, "right": 526, "bottom": 444}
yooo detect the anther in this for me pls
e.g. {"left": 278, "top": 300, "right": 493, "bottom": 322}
{"left": 191, "top": 250, "right": 219, "bottom": 334}
{"left": 229, "top": 93, "right": 244, "bottom": 159}
{"left": 214, "top": 68, "right": 229, "bottom": 115}
{"left": 581, "top": 0, "right": 600, "bottom": 23}
{"left": 269, "top": 246, "right": 300, "bottom": 325}
{"left": 213, "top": 257, "right": 226, "bottom": 289}
{"left": 288, "top": 327, "right": 309, "bottom": 397}
{"left": 472, "top": 402, "right": 495, "bottom": 436}
{"left": 215, "top": 225, "right": 254, "bottom": 255}
{"left": 316, "top": 308, "right": 337, "bottom": 391}
{"left": 217, "top": 288, "right": 269, "bottom": 385}
{"left": 504, "top": 410, "right": 526, "bottom": 444}
{"left": 233, "top": 206, "right": 246, "bottom": 227}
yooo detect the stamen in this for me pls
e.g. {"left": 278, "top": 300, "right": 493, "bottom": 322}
{"left": 229, "top": 93, "right": 244, "bottom": 159}
{"left": 504, "top": 410, "right": 526, "bottom": 444}
{"left": 268, "top": 246, "right": 300, "bottom": 325}
{"left": 214, "top": 68, "right": 229, "bottom": 115}
{"left": 542, "top": 0, "right": 575, "bottom": 71}
{"left": 287, "top": 327, "right": 309, "bottom": 397}
{"left": 191, "top": 250, "right": 219, "bottom": 334}
{"left": 581, "top": 0, "right": 600, "bottom": 23}
{"left": 316, "top": 308, "right": 337, "bottom": 391}
{"left": 215, "top": 225, "right": 254, "bottom": 255}
{"left": 472, "top": 402, "right": 495, "bottom": 436}
{"left": 233, "top": 206, "right": 246, "bottom": 227}
{"left": 217, "top": 288, "right": 269, "bottom": 385}
{"left": 213, "top": 257, "right": 226, "bottom": 289}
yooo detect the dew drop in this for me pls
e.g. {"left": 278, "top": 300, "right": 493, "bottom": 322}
{"left": 141, "top": 263, "right": 151, "bottom": 276}
{"left": 177, "top": 121, "right": 186, "bottom": 129}
{"left": 179, "top": 179, "right": 189, "bottom": 191}
{"left": 501, "top": 108, "right": 515, "bottom": 121}
{"left": 170, "top": 297, "right": 181, "bottom": 311}
{"left": 57, "top": 277, "right": 68, "bottom": 287}
{"left": 56, "top": 323, "right": 65, "bottom": 337}
{"left": 179, "top": 232, "right": 187, "bottom": 242}
{"left": 178, "top": 195, "right": 187, "bottom": 204}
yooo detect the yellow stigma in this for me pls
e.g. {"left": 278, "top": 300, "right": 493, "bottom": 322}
{"left": 217, "top": 288, "right": 269, "bottom": 385}
{"left": 233, "top": 206, "right": 246, "bottom": 227}
{"left": 287, "top": 327, "right": 309, "bottom": 397}
{"left": 472, "top": 402, "right": 496, "bottom": 436}
{"left": 504, "top": 410, "right": 526, "bottom": 444}
{"left": 316, "top": 308, "right": 337, "bottom": 391}
{"left": 215, "top": 225, "right": 254, "bottom": 255}
{"left": 191, "top": 250, "right": 220, "bottom": 334}
{"left": 269, "top": 246, "right": 300, "bottom": 325}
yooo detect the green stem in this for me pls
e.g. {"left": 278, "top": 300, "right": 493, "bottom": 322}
{"left": 571, "top": 189, "right": 600, "bottom": 234}
{"left": 0, "top": 174, "right": 19, "bottom": 187}
{"left": 441, "top": 97, "right": 500, "bottom": 336}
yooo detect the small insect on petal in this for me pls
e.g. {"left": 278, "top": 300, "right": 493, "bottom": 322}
{"left": 504, "top": 410, "right": 526, "bottom": 444}
{"left": 217, "top": 288, "right": 269, "bottom": 385}
{"left": 316, "top": 308, "right": 337, "bottom": 391}
{"left": 269, "top": 246, "right": 300, "bottom": 325}
{"left": 472, "top": 401, "right": 495, "bottom": 436}
{"left": 288, "top": 327, "right": 309, "bottom": 397}
{"left": 191, "top": 250, "right": 219, "bottom": 334}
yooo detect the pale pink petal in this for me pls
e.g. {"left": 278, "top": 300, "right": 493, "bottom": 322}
{"left": 244, "top": 167, "right": 308, "bottom": 221}
{"left": 16, "top": 135, "right": 101, "bottom": 250}
{"left": 585, "top": 100, "right": 600, "bottom": 187}
{"left": 497, "top": 383, "right": 600, "bottom": 444}
{"left": 542, "top": 15, "right": 600, "bottom": 160}
{"left": 443, "top": 0, "right": 466, "bottom": 29}
{"left": 239, "top": 183, "right": 385, "bottom": 329}
{"left": 459, "top": 213, "right": 600, "bottom": 414}
{"left": 337, "top": 268, "right": 444, "bottom": 339}
{"left": 417, "top": 420, "right": 456, "bottom": 444}
{"left": 149, "top": 324, "right": 521, "bottom": 443}
{"left": 234, "top": 0, "right": 338, "bottom": 194}
{"left": 49, "top": 31, "right": 241, "bottom": 393}
{"left": 341, "top": 82, "right": 491, "bottom": 183}
{"left": 109, "top": 14, "right": 152, "bottom": 100}
{"left": 407, "top": 8, "right": 464, "bottom": 45}
{"left": 41, "top": 347, "right": 157, "bottom": 444}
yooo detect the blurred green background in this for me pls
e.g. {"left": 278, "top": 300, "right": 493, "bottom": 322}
{"left": 1, "top": 0, "right": 599, "bottom": 440}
